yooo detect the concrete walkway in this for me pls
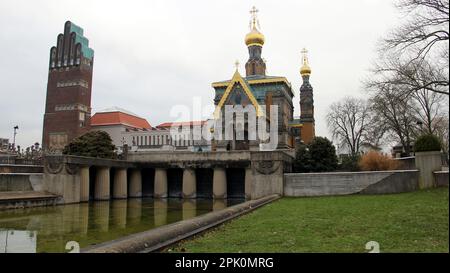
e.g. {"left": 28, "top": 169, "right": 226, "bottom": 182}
{"left": 0, "top": 191, "right": 59, "bottom": 210}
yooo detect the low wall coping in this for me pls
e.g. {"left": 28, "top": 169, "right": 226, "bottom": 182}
{"left": 284, "top": 170, "right": 419, "bottom": 176}
{"left": 0, "top": 173, "right": 43, "bottom": 176}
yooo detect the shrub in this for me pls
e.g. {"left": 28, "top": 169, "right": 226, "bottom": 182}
{"left": 293, "top": 137, "right": 338, "bottom": 173}
{"left": 414, "top": 134, "right": 442, "bottom": 152}
{"left": 339, "top": 154, "right": 361, "bottom": 171}
{"left": 63, "top": 131, "right": 117, "bottom": 159}
{"left": 358, "top": 151, "right": 399, "bottom": 171}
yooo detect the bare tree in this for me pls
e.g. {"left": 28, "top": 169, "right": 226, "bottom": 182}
{"left": 369, "top": 85, "right": 419, "bottom": 156}
{"left": 370, "top": 55, "right": 449, "bottom": 96}
{"left": 383, "top": 0, "right": 449, "bottom": 62}
{"left": 326, "top": 97, "right": 375, "bottom": 156}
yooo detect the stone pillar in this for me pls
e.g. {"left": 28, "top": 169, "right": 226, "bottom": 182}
{"left": 213, "top": 167, "right": 227, "bottom": 199}
{"left": 79, "top": 166, "right": 90, "bottom": 202}
{"left": 182, "top": 168, "right": 197, "bottom": 198}
{"left": 415, "top": 151, "right": 442, "bottom": 189}
{"left": 113, "top": 168, "right": 127, "bottom": 199}
{"left": 245, "top": 167, "right": 253, "bottom": 200}
{"left": 154, "top": 168, "right": 168, "bottom": 198}
{"left": 95, "top": 166, "right": 110, "bottom": 201}
{"left": 129, "top": 169, "right": 142, "bottom": 198}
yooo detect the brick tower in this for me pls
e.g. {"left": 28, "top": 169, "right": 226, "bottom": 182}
{"left": 42, "top": 21, "right": 94, "bottom": 151}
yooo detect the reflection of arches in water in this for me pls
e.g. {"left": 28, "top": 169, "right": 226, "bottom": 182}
{"left": 182, "top": 199, "right": 197, "bottom": 220}
{"left": 213, "top": 199, "right": 227, "bottom": 211}
{"left": 226, "top": 168, "right": 245, "bottom": 198}
{"left": 90, "top": 202, "right": 110, "bottom": 232}
{"left": 167, "top": 168, "right": 183, "bottom": 198}
{"left": 154, "top": 199, "right": 167, "bottom": 227}
{"left": 126, "top": 199, "right": 142, "bottom": 227}
{"left": 111, "top": 199, "right": 127, "bottom": 229}
{"left": 195, "top": 168, "right": 213, "bottom": 198}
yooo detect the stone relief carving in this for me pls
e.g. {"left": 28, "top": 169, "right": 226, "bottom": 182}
{"left": 45, "top": 157, "right": 64, "bottom": 174}
{"left": 254, "top": 160, "right": 280, "bottom": 175}
{"left": 65, "top": 163, "right": 80, "bottom": 175}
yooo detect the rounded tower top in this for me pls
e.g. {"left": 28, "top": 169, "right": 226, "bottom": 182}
{"left": 245, "top": 6, "right": 265, "bottom": 47}
{"left": 300, "top": 48, "right": 311, "bottom": 76}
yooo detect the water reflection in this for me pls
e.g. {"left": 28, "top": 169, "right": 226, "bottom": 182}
{"left": 0, "top": 198, "right": 243, "bottom": 253}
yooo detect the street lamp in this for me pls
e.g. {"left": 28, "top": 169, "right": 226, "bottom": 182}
{"left": 13, "top": 125, "right": 19, "bottom": 150}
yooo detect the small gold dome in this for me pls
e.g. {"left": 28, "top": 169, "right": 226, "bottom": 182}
{"left": 245, "top": 27, "right": 265, "bottom": 47}
{"left": 300, "top": 48, "right": 311, "bottom": 76}
{"left": 300, "top": 64, "right": 311, "bottom": 76}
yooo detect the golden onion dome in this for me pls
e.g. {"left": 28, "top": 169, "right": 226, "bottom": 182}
{"left": 300, "top": 63, "right": 311, "bottom": 76}
{"left": 245, "top": 27, "right": 265, "bottom": 47}
{"left": 300, "top": 48, "right": 311, "bottom": 76}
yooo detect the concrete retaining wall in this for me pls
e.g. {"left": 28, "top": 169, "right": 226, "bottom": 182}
{"left": 284, "top": 170, "right": 419, "bottom": 197}
{"left": 434, "top": 171, "right": 449, "bottom": 187}
{"left": 0, "top": 173, "right": 43, "bottom": 192}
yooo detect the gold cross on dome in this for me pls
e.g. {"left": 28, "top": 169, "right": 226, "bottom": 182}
{"left": 301, "top": 48, "right": 309, "bottom": 64}
{"left": 249, "top": 6, "right": 260, "bottom": 29}
{"left": 234, "top": 60, "right": 240, "bottom": 71}
{"left": 250, "top": 6, "right": 259, "bottom": 17}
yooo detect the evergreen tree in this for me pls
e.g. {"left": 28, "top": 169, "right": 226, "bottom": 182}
{"left": 63, "top": 131, "right": 117, "bottom": 159}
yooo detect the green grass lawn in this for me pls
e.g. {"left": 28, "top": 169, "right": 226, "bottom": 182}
{"left": 167, "top": 188, "right": 449, "bottom": 253}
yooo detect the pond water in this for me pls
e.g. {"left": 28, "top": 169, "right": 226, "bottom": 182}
{"left": 0, "top": 198, "right": 243, "bottom": 253}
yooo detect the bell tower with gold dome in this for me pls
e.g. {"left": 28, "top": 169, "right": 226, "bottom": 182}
{"left": 299, "top": 48, "right": 315, "bottom": 144}
{"left": 244, "top": 7, "right": 266, "bottom": 77}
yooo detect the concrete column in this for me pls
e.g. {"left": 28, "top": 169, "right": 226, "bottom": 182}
{"left": 113, "top": 168, "right": 127, "bottom": 199}
{"left": 415, "top": 151, "right": 442, "bottom": 189}
{"left": 213, "top": 167, "right": 227, "bottom": 199}
{"left": 129, "top": 169, "right": 142, "bottom": 198}
{"left": 154, "top": 168, "right": 168, "bottom": 198}
{"left": 245, "top": 167, "right": 253, "bottom": 200}
{"left": 79, "top": 166, "right": 90, "bottom": 202}
{"left": 182, "top": 168, "right": 197, "bottom": 198}
{"left": 95, "top": 166, "right": 110, "bottom": 201}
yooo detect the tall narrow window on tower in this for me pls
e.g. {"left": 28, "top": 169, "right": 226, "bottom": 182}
{"left": 42, "top": 21, "right": 94, "bottom": 152}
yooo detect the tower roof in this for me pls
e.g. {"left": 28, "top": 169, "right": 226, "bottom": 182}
{"left": 91, "top": 107, "right": 151, "bottom": 129}
{"left": 244, "top": 6, "right": 265, "bottom": 47}
{"left": 300, "top": 48, "right": 312, "bottom": 76}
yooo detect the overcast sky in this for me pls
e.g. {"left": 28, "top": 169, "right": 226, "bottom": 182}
{"left": 0, "top": 0, "right": 401, "bottom": 148}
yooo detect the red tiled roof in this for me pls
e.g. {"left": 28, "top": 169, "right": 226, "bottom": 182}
{"left": 156, "top": 120, "right": 207, "bottom": 128}
{"left": 91, "top": 111, "right": 151, "bottom": 129}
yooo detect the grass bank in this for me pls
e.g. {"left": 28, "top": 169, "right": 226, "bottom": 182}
{"left": 167, "top": 188, "right": 449, "bottom": 253}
